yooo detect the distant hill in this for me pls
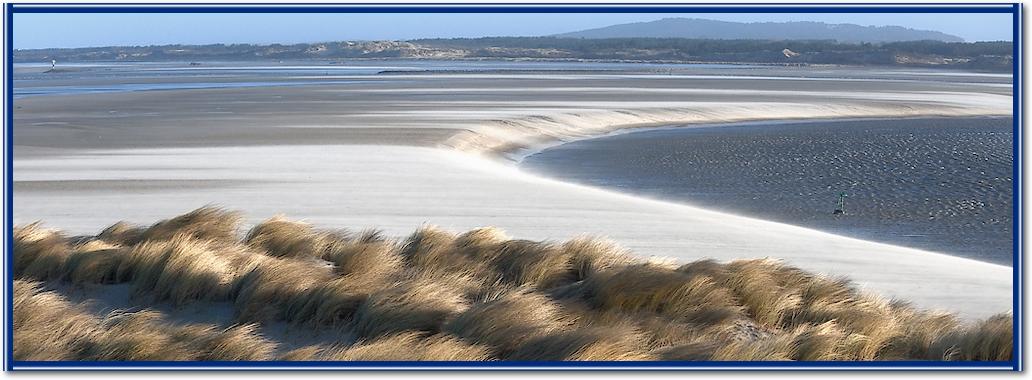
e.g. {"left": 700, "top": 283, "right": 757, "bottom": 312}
{"left": 555, "top": 18, "right": 965, "bottom": 43}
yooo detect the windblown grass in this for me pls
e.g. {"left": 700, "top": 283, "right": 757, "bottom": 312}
{"left": 13, "top": 207, "right": 1014, "bottom": 362}
{"left": 286, "top": 274, "right": 385, "bottom": 327}
{"left": 330, "top": 331, "right": 495, "bottom": 361}
{"left": 97, "top": 221, "right": 145, "bottom": 246}
{"left": 322, "top": 236, "right": 404, "bottom": 278}
{"left": 117, "top": 235, "right": 258, "bottom": 306}
{"left": 233, "top": 255, "right": 335, "bottom": 323}
{"left": 14, "top": 223, "right": 71, "bottom": 281}
{"left": 13, "top": 280, "right": 277, "bottom": 361}
{"left": 445, "top": 287, "right": 571, "bottom": 358}
{"left": 63, "top": 240, "right": 126, "bottom": 284}
{"left": 509, "top": 324, "right": 655, "bottom": 361}
{"left": 351, "top": 277, "right": 469, "bottom": 339}
{"left": 245, "top": 216, "right": 325, "bottom": 259}
{"left": 137, "top": 206, "right": 243, "bottom": 244}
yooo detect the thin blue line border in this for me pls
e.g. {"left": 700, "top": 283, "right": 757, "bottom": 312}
{"left": 3, "top": 1, "right": 1023, "bottom": 372}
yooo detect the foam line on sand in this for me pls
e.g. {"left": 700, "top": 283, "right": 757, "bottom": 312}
{"left": 441, "top": 93, "right": 1010, "bottom": 160}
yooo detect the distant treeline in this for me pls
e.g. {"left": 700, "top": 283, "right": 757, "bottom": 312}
{"left": 15, "top": 37, "right": 1013, "bottom": 71}
{"left": 414, "top": 37, "right": 1012, "bottom": 70}
{"left": 416, "top": 37, "right": 1010, "bottom": 55}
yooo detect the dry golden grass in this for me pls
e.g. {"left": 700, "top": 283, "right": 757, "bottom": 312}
{"left": 561, "top": 237, "right": 636, "bottom": 281}
{"left": 322, "top": 238, "right": 404, "bottom": 278}
{"left": 83, "top": 310, "right": 201, "bottom": 360}
{"left": 445, "top": 287, "right": 571, "bottom": 358}
{"left": 118, "top": 235, "right": 258, "bottom": 306}
{"left": 509, "top": 324, "right": 656, "bottom": 361}
{"left": 245, "top": 216, "right": 325, "bottom": 259}
{"left": 14, "top": 223, "right": 71, "bottom": 281}
{"left": 138, "top": 206, "right": 242, "bottom": 244}
{"left": 13, "top": 280, "right": 99, "bottom": 360}
{"left": 584, "top": 264, "right": 743, "bottom": 325}
{"left": 492, "top": 240, "right": 575, "bottom": 288}
{"left": 13, "top": 280, "right": 278, "bottom": 361}
{"left": 278, "top": 345, "right": 331, "bottom": 361}
{"left": 947, "top": 314, "right": 1014, "bottom": 361}
{"left": 351, "top": 277, "right": 469, "bottom": 339}
{"left": 722, "top": 259, "right": 803, "bottom": 328}
{"left": 286, "top": 274, "right": 385, "bottom": 327}
{"left": 63, "top": 241, "right": 127, "bottom": 284}
{"left": 200, "top": 324, "right": 279, "bottom": 361}
{"left": 12, "top": 207, "right": 1014, "bottom": 362}
{"left": 399, "top": 225, "right": 460, "bottom": 272}
{"left": 232, "top": 255, "right": 335, "bottom": 323}
{"left": 330, "top": 331, "right": 494, "bottom": 361}
{"left": 97, "top": 221, "right": 146, "bottom": 246}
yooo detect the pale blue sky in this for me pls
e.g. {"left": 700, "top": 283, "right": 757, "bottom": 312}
{"left": 14, "top": 12, "right": 1014, "bottom": 49}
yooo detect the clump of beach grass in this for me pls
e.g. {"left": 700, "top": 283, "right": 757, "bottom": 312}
{"left": 245, "top": 216, "right": 326, "bottom": 259}
{"left": 445, "top": 287, "right": 571, "bottom": 358}
{"left": 13, "top": 280, "right": 99, "bottom": 360}
{"left": 13, "top": 280, "right": 277, "bottom": 361}
{"left": 285, "top": 274, "right": 386, "bottom": 327}
{"left": 509, "top": 324, "right": 656, "bottom": 361}
{"left": 322, "top": 237, "right": 404, "bottom": 278}
{"left": 97, "top": 221, "right": 146, "bottom": 246}
{"left": 199, "top": 324, "right": 279, "bottom": 361}
{"left": 583, "top": 263, "right": 743, "bottom": 326}
{"left": 330, "top": 331, "right": 495, "bottom": 361}
{"left": 117, "top": 235, "right": 257, "bottom": 306}
{"left": 62, "top": 240, "right": 127, "bottom": 284}
{"left": 14, "top": 223, "right": 71, "bottom": 281}
{"left": 12, "top": 207, "right": 1015, "bottom": 362}
{"left": 137, "top": 206, "right": 242, "bottom": 244}
{"left": 350, "top": 277, "right": 469, "bottom": 339}
{"left": 232, "top": 255, "right": 336, "bottom": 323}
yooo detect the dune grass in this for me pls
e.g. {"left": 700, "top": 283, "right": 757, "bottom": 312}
{"left": 330, "top": 331, "right": 495, "bottom": 361}
{"left": 13, "top": 207, "right": 1014, "bottom": 362}
{"left": 13, "top": 280, "right": 278, "bottom": 361}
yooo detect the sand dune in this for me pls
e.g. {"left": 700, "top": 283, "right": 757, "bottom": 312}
{"left": 11, "top": 210, "right": 1013, "bottom": 361}
{"left": 13, "top": 66, "right": 1014, "bottom": 322}
{"left": 14, "top": 142, "right": 1013, "bottom": 320}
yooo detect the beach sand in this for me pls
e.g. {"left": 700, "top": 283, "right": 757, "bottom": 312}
{"left": 12, "top": 64, "right": 1014, "bottom": 320}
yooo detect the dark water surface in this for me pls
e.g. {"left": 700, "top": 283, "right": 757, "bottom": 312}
{"left": 521, "top": 117, "right": 1014, "bottom": 265}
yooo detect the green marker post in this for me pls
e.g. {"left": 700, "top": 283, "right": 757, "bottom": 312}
{"left": 833, "top": 192, "right": 847, "bottom": 215}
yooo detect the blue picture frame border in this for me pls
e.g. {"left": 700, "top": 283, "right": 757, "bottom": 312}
{"left": 3, "top": 2, "right": 1023, "bottom": 371}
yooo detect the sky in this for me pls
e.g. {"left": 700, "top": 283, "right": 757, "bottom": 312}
{"left": 14, "top": 12, "right": 1014, "bottom": 49}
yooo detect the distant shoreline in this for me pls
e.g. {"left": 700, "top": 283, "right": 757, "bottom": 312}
{"left": 12, "top": 57, "right": 1010, "bottom": 74}
{"left": 14, "top": 37, "right": 1014, "bottom": 73}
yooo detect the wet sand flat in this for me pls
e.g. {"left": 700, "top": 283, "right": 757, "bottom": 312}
{"left": 14, "top": 179, "right": 258, "bottom": 193}
{"left": 522, "top": 117, "right": 1014, "bottom": 265}
{"left": 14, "top": 64, "right": 1010, "bottom": 158}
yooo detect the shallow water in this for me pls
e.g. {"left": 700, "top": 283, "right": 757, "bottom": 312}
{"left": 11, "top": 60, "right": 757, "bottom": 98}
{"left": 12, "top": 80, "right": 370, "bottom": 98}
{"left": 13, "top": 60, "right": 1009, "bottom": 98}
{"left": 522, "top": 117, "right": 1015, "bottom": 265}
